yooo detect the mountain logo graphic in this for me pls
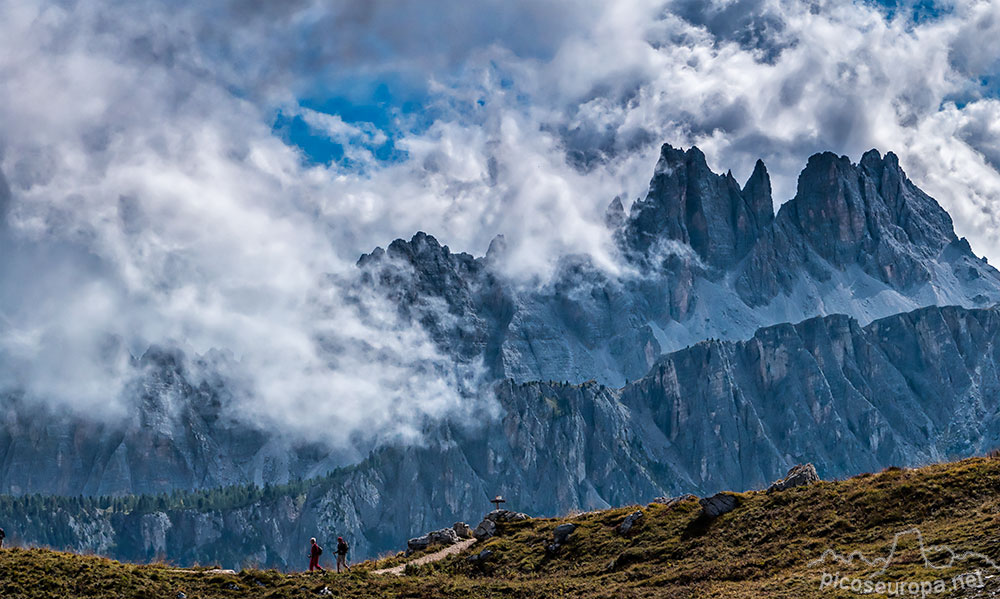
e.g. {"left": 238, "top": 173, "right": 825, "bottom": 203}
{"left": 807, "top": 528, "right": 1000, "bottom": 579}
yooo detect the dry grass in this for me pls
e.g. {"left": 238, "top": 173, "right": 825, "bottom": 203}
{"left": 5, "top": 458, "right": 1000, "bottom": 598}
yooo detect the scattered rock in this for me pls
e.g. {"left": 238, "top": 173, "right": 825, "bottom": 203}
{"left": 651, "top": 494, "right": 697, "bottom": 508}
{"left": 767, "top": 463, "right": 820, "bottom": 493}
{"left": 618, "top": 509, "right": 643, "bottom": 535}
{"left": 547, "top": 522, "right": 577, "bottom": 553}
{"left": 223, "top": 582, "right": 241, "bottom": 591}
{"left": 466, "top": 549, "right": 493, "bottom": 565}
{"left": 553, "top": 523, "right": 576, "bottom": 544}
{"left": 472, "top": 518, "right": 497, "bottom": 541}
{"left": 407, "top": 535, "right": 431, "bottom": 553}
{"left": 318, "top": 586, "right": 333, "bottom": 596}
{"left": 429, "top": 527, "right": 459, "bottom": 544}
{"left": 406, "top": 527, "right": 460, "bottom": 555}
{"left": 471, "top": 509, "right": 527, "bottom": 541}
{"left": 699, "top": 493, "right": 739, "bottom": 518}
{"left": 484, "top": 509, "right": 529, "bottom": 523}
{"left": 453, "top": 521, "right": 473, "bottom": 539}
{"left": 176, "top": 593, "right": 187, "bottom": 599}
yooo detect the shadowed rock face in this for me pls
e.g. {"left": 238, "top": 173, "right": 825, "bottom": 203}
{"left": 7, "top": 304, "right": 1000, "bottom": 568}
{"left": 622, "top": 145, "right": 774, "bottom": 269}
{"left": 744, "top": 149, "right": 963, "bottom": 298}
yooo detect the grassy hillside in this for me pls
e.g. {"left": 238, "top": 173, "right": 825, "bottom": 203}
{"left": 4, "top": 457, "right": 1000, "bottom": 598}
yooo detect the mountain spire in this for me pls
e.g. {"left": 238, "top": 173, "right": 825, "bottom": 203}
{"left": 620, "top": 143, "right": 773, "bottom": 269}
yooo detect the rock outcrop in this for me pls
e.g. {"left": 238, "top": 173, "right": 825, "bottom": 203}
{"left": 618, "top": 510, "right": 643, "bottom": 535}
{"left": 767, "top": 464, "right": 820, "bottom": 493}
{"left": 472, "top": 509, "right": 528, "bottom": 541}
{"left": 472, "top": 520, "right": 496, "bottom": 541}
{"left": 484, "top": 510, "right": 529, "bottom": 523}
{"left": 699, "top": 494, "right": 739, "bottom": 518}
{"left": 407, "top": 528, "right": 460, "bottom": 555}
{"left": 547, "top": 523, "right": 577, "bottom": 553}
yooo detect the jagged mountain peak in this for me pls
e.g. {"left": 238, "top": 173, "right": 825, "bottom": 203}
{"left": 387, "top": 230, "right": 445, "bottom": 257}
{"left": 775, "top": 146, "right": 965, "bottom": 290}
{"left": 622, "top": 143, "right": 773, "bottom": 269}
{"left": 358, "top": 231, "right": 483, "bottom": 280}
{"left": 604, "top": 196, "right": 626, "bottom": 229}
{"left": 742, "top": 157, "right": 774, "bottom": 232}
{"left": 485, "top": 234, "right": 508, "bottom": 262}
{"left": 790, "top": 147, "right": 954, "bottom": 243}
{"left": 348, "top": 142, "right": 1000, "bottom": 389}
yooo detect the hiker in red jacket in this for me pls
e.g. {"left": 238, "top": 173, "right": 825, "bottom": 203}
{"left": 308, "top": 537, "right": 325, "bottom": 572}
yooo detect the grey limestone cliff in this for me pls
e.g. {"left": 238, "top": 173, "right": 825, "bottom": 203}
{"left": 6, "top": 304, "right": 1000, "bottom": 567}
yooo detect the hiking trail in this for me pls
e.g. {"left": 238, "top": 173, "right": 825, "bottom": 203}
{"left": 372, "top": 538, "right": 477, "bottom": 576}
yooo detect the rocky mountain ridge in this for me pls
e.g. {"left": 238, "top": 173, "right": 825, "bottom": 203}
{"left": 0, "top": 348, "right": 355, "bottom": 496}
{"left": 357, "top": 144, "right": 1000, "bottom": 387}
{"left": 2, "top": 143, "right": 1000, "bottom": 568}
{"left": 2, "top": 145, "right": 994, "bottom": 499}
{"left": 5, "top": 303, "right": 1000, "bottom": 566}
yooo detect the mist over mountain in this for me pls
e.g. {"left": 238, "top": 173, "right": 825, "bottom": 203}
{"left": 356, "top": 144, "right": 1000, "bottom": 387}
{"left": 8, "top": 0, "right": 1000, "bottom": 585}
{"left": 6, "top": 301, "right": 1000, "bottom": 567}
{"left": 2, "top": 145, "right": 1000, "bottom": 570}
{"left": 2, "top": 144, "right": 998, "bottom": 495}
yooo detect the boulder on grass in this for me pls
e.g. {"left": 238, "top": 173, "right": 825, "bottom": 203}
{"left": 427, "top": 528, "right": 459, "bottom": 545}
{"left": 473, "top": 518, "right": 497, "bottom": 541}
{"left": 406, "top": 527, "right": 460, "bottom": 555}
{"left": 484, "top": 509, "right": 529, "bottom": 523}
{"left": 618, "top": 510, "right": 643, "bottom": 535}
{"left": 546, "top": 522, "right": 577, "bottom": 553}
{"left": 767, "top": 464, "right": 820, "bottom": 493}
{"left": 699, "top": 493, "right": 739, "bottom": 518}
{"left": 406, "top": 535, "right": 431, "bottom": 554}
{"left": 466, "top": 549, "right": 493, "bottom": 565}
{"left": 553, "top": 523, "right": 576, "bottom": 544}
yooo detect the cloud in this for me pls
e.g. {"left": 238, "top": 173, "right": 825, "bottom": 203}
{"left": 2, "top": 0, "right": 1000, "bottom": 444}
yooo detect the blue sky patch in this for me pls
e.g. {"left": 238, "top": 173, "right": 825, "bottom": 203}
{"left": 272, "top": 82, "right": 422, "bottom": 168}
{"left": 869, "top": 0, "right": 951, "bottom": 23}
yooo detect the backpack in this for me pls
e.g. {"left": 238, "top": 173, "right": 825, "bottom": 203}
{"left": 317, "top": 545, "right": 323, "bottom": 555}
{"left": 338, "top": 540, "right": 349, "bottom": 554}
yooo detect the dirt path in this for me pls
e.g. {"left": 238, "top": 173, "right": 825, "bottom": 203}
{"left": 167, "top": 568, "right": 237, "bottom": 575}
{"left": 372, "top": 538, "right": 477, "bottom": 576}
